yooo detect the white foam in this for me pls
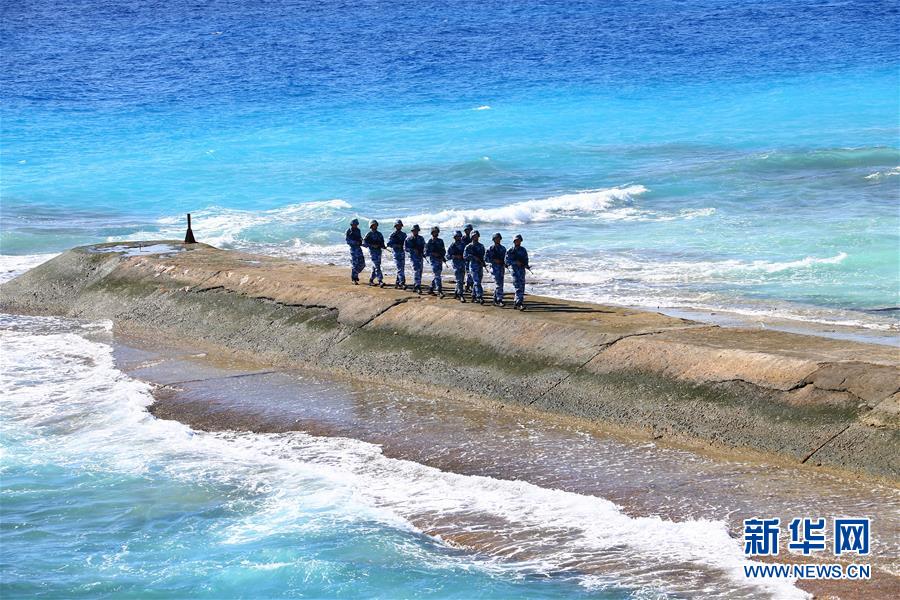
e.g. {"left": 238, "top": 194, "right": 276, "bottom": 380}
{"left": 0, "top": 316, "right": 807, "bottom": 599}
{"left": 114, "top": 199, "right": 352, "bottom": 248}
{"left": 403, "top": 186, "right": 649, "bottom": 228}
{"left": 474, "top": 105, "right": 491, "bottom": 110}
{"left": 864, "top": 166, "right": 900, "bottom": 180}
{"left": 0, "top": 253, "right": 59, "bottom": 284}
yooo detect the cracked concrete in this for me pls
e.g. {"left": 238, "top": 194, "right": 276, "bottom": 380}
{"left": 2, "top": 241, "right": 897, "bottom": 479}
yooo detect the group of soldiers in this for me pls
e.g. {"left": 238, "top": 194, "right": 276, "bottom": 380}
{"left": 345, "top": 218, "right": 531, "bottom": 310}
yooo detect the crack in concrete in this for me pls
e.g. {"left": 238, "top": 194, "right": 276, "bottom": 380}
{"left": 527, "top": 329, "right": 675, "bottom": 406}
{"left": 801, "top": 423, "right": 854, "bottom": 464}
{"left": 190, "top": 285, "right": 339, "bottom": 313}
{"left": 329, "top": 296, "right": 417, "bottom": 348}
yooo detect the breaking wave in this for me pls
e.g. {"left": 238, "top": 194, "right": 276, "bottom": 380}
{"left": 865, "top": 166, "right": 900, "bottom": 180}
{"left": 0, "top": 316, "right": 806, "bottom": 599}
{"left": 114, "top": 199, "right": 353, "bottom": 248}
{"left": 403, "top": 186, "right": 650, "bottom": 227}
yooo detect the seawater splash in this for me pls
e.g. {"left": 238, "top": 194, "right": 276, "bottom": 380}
{"left": 403, "top": 186, "right": 652, "bottom": 227}
{"left": 0, "top": 315, "right": 807, "bottom": 599}
{"left": 0, "top": 253, "right": 58, "bottom": 284}
{"left": 117, "top": 199, "right": 353, "bottom": 248}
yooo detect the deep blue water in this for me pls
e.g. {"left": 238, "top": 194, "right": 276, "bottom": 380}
{"left": 1, "top": 1, "right": 899, "bottom": 597}
{"left": 2, "top": 1, "right": 898, "bottom": 328}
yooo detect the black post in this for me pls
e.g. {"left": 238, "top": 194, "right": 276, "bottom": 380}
{"left": 184, "top": 213, "right": 197, "bottom": 244}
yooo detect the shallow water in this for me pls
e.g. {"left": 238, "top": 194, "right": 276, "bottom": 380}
{"left": 2, "top": 311, "right": 897, "bottom": 598}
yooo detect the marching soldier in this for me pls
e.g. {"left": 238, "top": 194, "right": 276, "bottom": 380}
{"left": 363, "top": 220, "right": 386, "bottom": 287}
{"left": 485, "top": 232, "right": 507, "bottom": 306}
{"left": 386, "top": 219, "right": 407, "bottom": 289}
{"left": 405, "top": 224, "right": 426, "bottom": 294}
{"left": 463, "top": 230, "right": 486, "bottom": 304}
{"left": 446, "top": 230, "right": 467, "bottom": 302}
{"left": 505, "top": 234, "right": 530, "bottom": 310}
{"left": 345, "top": 218, "right": 365, "bottom": 284}
{"left": 461, "top": 223, "right": 474, "bottom": 292}
{"left": 425, "top": 226, "right": 446, "bottom": 297}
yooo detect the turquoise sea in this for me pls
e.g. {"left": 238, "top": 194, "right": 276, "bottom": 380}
{"left": 1, "top": 1, "right": 899, "bottom": 597}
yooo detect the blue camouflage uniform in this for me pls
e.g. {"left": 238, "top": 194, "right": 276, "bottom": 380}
{"left": 363, "top": 229, "right": 386, "bottom": 284}
{"left": 446, "top": 238, "right": 467, "bottom": 298}
{"left": 405, "top": 234, "right": 426, "bottom": 288}
{"left": 387, "top": 228, "right": 407, "bottom": 287}
{"left": 505, "top": 245, "right": 529, "bottom": 305}
{"left": 461, "top": 229, "right": 473, "bottom": 289}
{"left": 463, "top": 240, "right": 486, "bottom": 302}
{"left": 345, "top": 226, "right": 365, "bottom": 282}
{"left": 485, "top": 242, "right": 507, "bottom": 304}
{"left": 425, "top": 236, "right": 446, "bottom": 293}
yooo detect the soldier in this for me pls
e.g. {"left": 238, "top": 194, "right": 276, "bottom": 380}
{"left": 505, "top": 233, "right": 530, "bottom": 310}
{"left": 463, "top": 230, "right": 486, "bottom": 304}
{"left": 425, "top": 226, "right": 446, "bottom": 297}
{"left": 405, "top": 224, "right": 426, "bottom": 294}
{"left": 387, "top": 219, "right": 408, "bottom": 289}
{"left": 446, "top": 230, "right": 467, "bottom": 302}
{"left": 363, "top": 219, "right": 387, "bottom": 287}
{"left": 461, "top": 223, "right": 474, "bottom": 292}
{"left": 345, "top": 218, "right": 365, "bottom": 284}
{"left": 485, "top": 232, "right": 507, "bottom": 306}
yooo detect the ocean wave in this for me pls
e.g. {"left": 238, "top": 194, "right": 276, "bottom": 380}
{"left": 746, "top": 147, "right": 900, "bottom": 171}
{"left": 403, "top": 186, "right": 649, "bottom": 228}
{"left": 114, "top": 199, "right": 353, "bottom": 248}
{"left": 537, "top": 252, "right": 849, "bottom": 287}
{"left": 0, "top": 253, "right": 59, "bottom": 284}
{"left": 864, "top": 166, "right": 900, "bottom": 180}
{"left": 0, "top": 316, "right": 806, "bottom": 599}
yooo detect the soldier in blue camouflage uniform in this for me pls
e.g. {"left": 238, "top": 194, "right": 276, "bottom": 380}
{"left": 425, "top": 226, "right": 446, "bottom": 297}
{"left": 485, "top": 232, "right": 507, "bottom": 306}
{"left": 461, "top": 223, "right": 474, "bottom": 292}
{"left": 363, "top": 219, "right": 386, "bottom": 287}
{"left": 446, "top": 230, "right": 467, "bottom": 302}
{"left": 404, "top": 224, "right": 426, "bottom": 294}
{"left": 387, "top": 219, "right": 407, "bottom": 289}
{"left": 345, "top": 218, "right": 365, "bottom": 284}
{"left": 505, "top": 233, "right": 530, "bottom": 310}
{"left": 463, "top": 230, "right": 486, "bottom": 304}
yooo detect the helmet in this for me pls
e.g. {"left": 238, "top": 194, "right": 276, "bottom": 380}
{"left": 471, "top": 230, "right": 480, "bottom": 237}
{"left": 453, "top": 230, "right": 463, "bottom": 238}
{"left": 350, "top": 218, "right": 359, "bottom": 226}
{"left": 411, "top": 224, "right": 421, "bottom": 232}
{"left": 514, "top": 234, "right": 523, "bottom": 242}
{"left": 431, "top": 226, "right": 440, "bottom": 234}
{"left": 464, "top": 223, "right": 473, "bottom": 231}
{"left": 370, "top": 219, "right": 378, "bottom": 227}
{"left": 394, "top": 219, "right": 403, "bottom": 226}
{"left": 492, "top": 232, "right": 502, "bottom": 241}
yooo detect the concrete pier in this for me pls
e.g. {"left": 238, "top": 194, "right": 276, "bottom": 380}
{"left": 2, "top": 241, "right": 897, "bottom": 479}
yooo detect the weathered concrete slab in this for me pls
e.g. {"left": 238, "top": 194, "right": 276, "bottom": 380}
{"left": 2, "top": 241, "right": 897, "bottom": 479}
